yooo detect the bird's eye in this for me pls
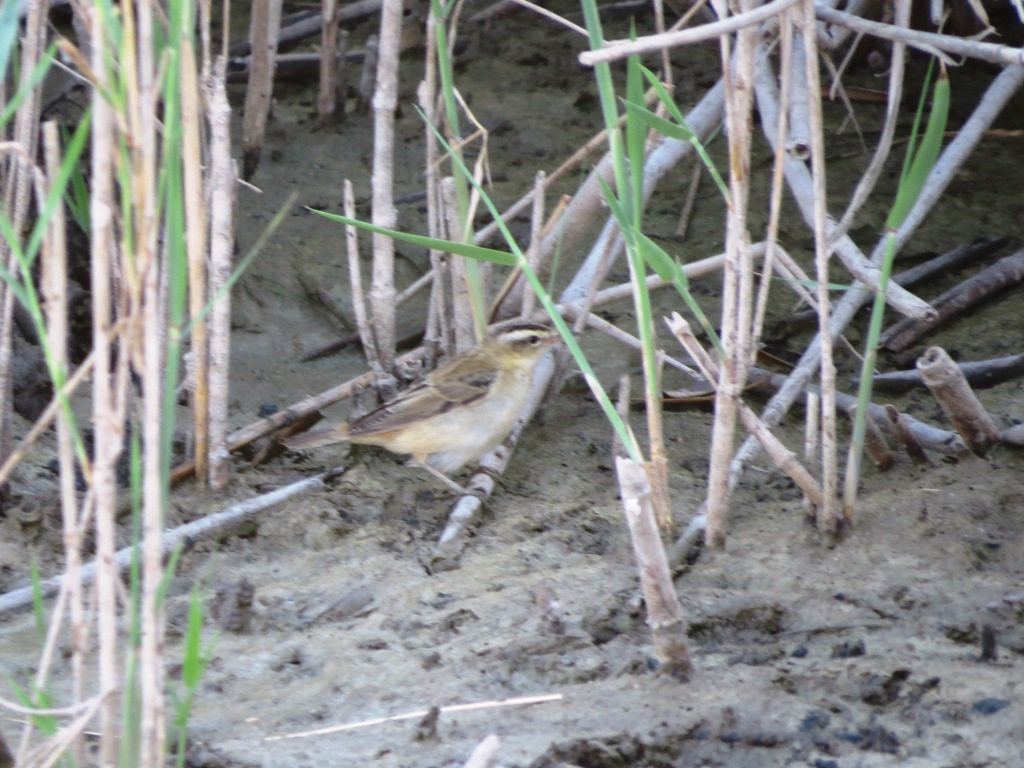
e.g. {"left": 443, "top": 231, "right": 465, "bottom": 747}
{"left": 528, "top": 335, "right": 540, "bottom": 345}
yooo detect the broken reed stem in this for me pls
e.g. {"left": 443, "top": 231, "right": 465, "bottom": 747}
{"left": 369, "top": 0, "right": 403, "bottom": 370}
{"left": 917, "top": 346, "right": 999, "bottom": 456}
{"left": 803, "top": 391, "right": 820, "bottom": 519}
{"left": 42, "top": 120, "right": 86, "bottom": 766}
{"left": 318, "top": 0, "right": 340, "bottom": 118}
{"left": 884, "top": 404, "right": 932, "bottom": 465}
{"left": 206, "top": 60, "right": 236, "bottom": 491}
{"left": 182, "top": 33, "right": 210, "bottom": 483}
{"left": 344, "top": 178, "right": 380, "bottom": 371}
{"left": 242, "top": 0, "right": 283, "bottom": 179}
{"left": 797, "top": 0, "right": 841, "bottom": 533}
{"left": 616, "top": 457, "right": 692, "bottom": 679}
{"left": 846, "top": 401, "right": 894, "bottom": 471}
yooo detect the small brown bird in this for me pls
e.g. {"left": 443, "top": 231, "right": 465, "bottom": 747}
{"left": 284, "top": 321, "right": 560, "bottom": 488}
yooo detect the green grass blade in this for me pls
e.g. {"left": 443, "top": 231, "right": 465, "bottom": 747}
{"left": 310, "top": 208, "right": 518, "bottom": 266}
{"left": 886, "top": 62, "right": 949, "bottom": 230}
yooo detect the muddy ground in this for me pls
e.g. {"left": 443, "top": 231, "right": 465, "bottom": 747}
{"left": 3, "top": 3, "right": 1024, "bottom": 767}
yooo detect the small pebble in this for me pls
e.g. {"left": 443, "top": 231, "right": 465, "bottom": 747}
{"left": 971, "top": 698, "right": 1010, "bottom": 716}
{"left": 831, "top": 638, "right": 866, "bottom": 658}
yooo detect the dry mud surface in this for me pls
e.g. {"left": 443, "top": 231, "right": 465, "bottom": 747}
{"left": 3, "top": 5, "right": 1024, "bottom": 767}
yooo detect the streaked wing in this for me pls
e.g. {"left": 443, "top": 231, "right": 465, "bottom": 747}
{"left": 347, "top": 361, "right": 497, "bottom": 437}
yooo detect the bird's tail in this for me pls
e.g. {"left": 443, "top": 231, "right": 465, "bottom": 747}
{"left": 282, "top": 424, "right": 350, "bottom": 450}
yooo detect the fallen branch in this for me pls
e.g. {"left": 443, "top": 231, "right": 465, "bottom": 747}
{"left": 881, "top": 249, "right": 1024, "bottom": 352}
{"left": 872, "top": 352, "right": 1024, "bottom": 394}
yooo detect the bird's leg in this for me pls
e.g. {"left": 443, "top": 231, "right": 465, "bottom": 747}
{"left": 407, "top": 460, "right": 468, "bottom": 495}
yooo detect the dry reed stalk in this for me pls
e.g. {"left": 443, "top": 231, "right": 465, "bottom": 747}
{"left": 86, "top": 3, "right": 126, "bottom": 758}
{"left": 797, "top": 0, "right": 840, "bottom": 533}
{"left": 0, "top": 0, "right": 46, "bottom": 464}
{"left": 751, "top": 8, "right": 792, "bottom": 370}
{"left": 417, "top": 14, "right": 447, "bottom": 361}
{"left": 369, "top": 0, "right": 403, "bottom": 370}
{"left": 803, "top": 391, "right": 820, "bottom": 519}
{"left": 616, "top": 457, "right": 692, "bottom": 678}
{"left": 829, "top": 0, "right": 910, "bottom": 243}
{"left": 242, "top": 0, "right": 283, "bottom": 179}
{"left": 580, "top": 0, "right": 799, "bottom": 65}
{"left": 206, "top": 60, "right": 236, "bottom": 491}
{"left": 441, "top": 177, "right": 477, "bottom": 353}
{"left": 134, "top": 0, "right": 168, "bottom": 759}
{"left": 577, "top": 313, "right": 696, "bottom": 378}
{"left": 673, "top": 161, "right": 701, "bottom": 238}
{"left": 182, "top": 33, "right": 210, "bottom": 483}
{"left": 199, "top": 0, "right": 213, "bottom": 76}
{"left": 613, "top": 375, "right": 632, "bottom": 460}
{"left": 357, "top": 34, "right": 378, "bottom": 110}
{"left": 318, "top": 0, "right": 340, "bottom": 118}
{"left": 15, "top": 690, "right": 109, "bottom": 768}
{"left": 785, "top": 31, "right": 810, "bottom": 158}
{"left": 519, "top": 171, "right": 547, "bottom": 319}
{"left": 814, "top": 5, "right": 1024, "bottom": 67}
{"left": 917, "top": 346, "right": 1000, "bottom": 456}
{"left": 703, "top": 0, "right": 758, "bottom": 548}
{"left": 335, "top": 30, "right": 351, "bottom": 119}
{"left": 344, "top": 179, "right": 381, "bottom": 370}
{"left": 42, "top": 121, "right": 86, "bottom": 766}
{"left": 0, "top": 471, "right": 342, "bottom": 617}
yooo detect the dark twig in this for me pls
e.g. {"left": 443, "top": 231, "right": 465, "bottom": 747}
{"left": 881, "top": 250, "right": 1024, "bottom": 352}
{"left": 872, "top": 352, "right": 1024, "bottom": 395}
